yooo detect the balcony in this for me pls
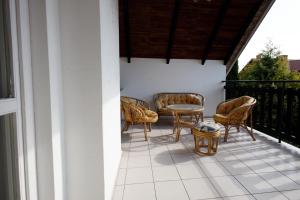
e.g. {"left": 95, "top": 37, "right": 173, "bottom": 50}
{"left": 113, "top": 118, "right": 300, "bottom": 200}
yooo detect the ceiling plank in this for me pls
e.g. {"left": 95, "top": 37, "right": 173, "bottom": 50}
{"left": 201, "top": 0, "right": 231, "bottom": 65}
{"left": 124, "top": 0, "right": 131, "bottom": 63}
{"left": 224, "top": 0, "right": 264, "bottom": 65}
{"left": 166, "top": 0, "right": 181, "bottom": 64}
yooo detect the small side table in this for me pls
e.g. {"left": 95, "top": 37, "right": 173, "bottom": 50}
{"left": 192, "top": 123, "right": 220, "bottom": 156}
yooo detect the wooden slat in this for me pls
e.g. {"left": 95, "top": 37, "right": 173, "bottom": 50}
{"left": 224, "top": 0, "right": 263, "bottom": 65}
{"left": 201, "top": 0, "right": 231, "bottom": 65}
{"left": 166, "top": 0, "right": 181, "bottom": 64}
{"left": 124, "top": 0, "right": 131, "bottom": 63}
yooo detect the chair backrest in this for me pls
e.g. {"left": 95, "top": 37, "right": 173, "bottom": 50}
{"left": 226, "top": 96, "right": 256, "bottom": 123}
{"left": 217, "top": 96, "right": 255, "bottom": 114}
{"left": 154, "top": 92, "right": 204, "bottom": 110}
{"left": 121, "top": 96, "right": 147, "bottom": 122}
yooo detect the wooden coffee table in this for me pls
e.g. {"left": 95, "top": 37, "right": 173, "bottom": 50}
{"left": 166, "top": 104, "right": 204, "bottom": 142}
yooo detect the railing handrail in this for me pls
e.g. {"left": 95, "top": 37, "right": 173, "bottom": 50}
{"left": 222, "top": 80, "right": 300, "bottom": 83}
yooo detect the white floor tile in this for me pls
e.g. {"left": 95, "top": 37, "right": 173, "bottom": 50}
{"left": 235, "top": 174, "right": 276, "bottom": 194}
{"left": 116, "top": 169, "right": 126, "bottom": 185}
{"left": 232, "top": 149, "right": 257, "bottom": 161}
{"left": 149, "top": 145, "right": 169, "bottom": 155}
{"left": 114, "top": 121, "right": 300, "bottom": 200}
{"left": 195, "top": 155, "right": 219, "bottom": 163}
{"left": 210, "top": 176, "right": 249, "bottom": 197}
{"left": 221, "top": 160, "right": 255, "bottom": 175}
{"left": 242, "top": 159, "right": 276, "bottom": 173}
{"left": 263, "top": 158, "right": 298, "bottom": 171}
{"left": 183, "top": 178, "right": 220, "bottom": 200}
{"left": 282, "top": 189, "right": 300, "bottom": 200}
{"left": 223, "top": 195, "right": 255, "bottom": 200}
{"left": 150, "top": 154, "right": 174, "bottom": 166}
{"left": 155, "top": 180, "right": 189, "bottom": 200}
{"left": 282, "top": 170, "right": 300, "bottom": 185}
{"left": 259, "top": 172, "right": 300, "bottom": 191}
{"left": 119, "top": 154, "right": 128, "bottom": 168}
{"left": 112, "top": 185, "right": 124, "bottom": 200}
{"left": 123, "top": 183, "right": 156, "bottom": 200}
{"left": 129, "top": 149, "right": 149, "bottom": 157}
{"left": 127, "top": 155, "right": 151, "bottom": 168}
{"left": 176, "top": 163, "right": 206, "bottom": 179}
{"left": 152, "top": 165, "right": 180, "bottom": 182}
{"left": 200, "top": 162, "right": 230, "bottom": 177}
{"left": 126, "top": 167, "right": 153, "bottom": 184}
{"left": 253, "top": 192, "right": 288, "bottom": 200}
{"left": 216, "top": 151, "right": 239, "bottom": 162}
{"left": 171, "top": 153, "right": 196, "bottom": 165}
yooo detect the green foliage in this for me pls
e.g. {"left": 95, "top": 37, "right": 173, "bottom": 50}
{"left": 287, "top": 71, "right": 300, "bottom": 87}
{"left": 227, "top": 61, "right": 239, "bottom": 80}
{"left": 239, "top": 41, "right": 292, "bottom": 81}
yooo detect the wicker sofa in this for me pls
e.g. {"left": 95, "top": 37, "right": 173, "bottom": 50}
{"left": 154, "top": 92, "right": 204, "bottom": 116}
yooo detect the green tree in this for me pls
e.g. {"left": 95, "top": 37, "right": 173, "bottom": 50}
{"left": 239, "top": 41, "right": 290, "bottom": 80}
{"left": 227, "top": 61, "right": 239, "bottom": 80}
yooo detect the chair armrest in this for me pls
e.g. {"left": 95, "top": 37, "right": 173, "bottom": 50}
{"left": 216, "top": 100, "right": 228, "bottom": 114}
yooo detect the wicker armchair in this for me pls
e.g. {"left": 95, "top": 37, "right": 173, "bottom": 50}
{"left": 213, "top": 96, "right": 256, "bottom": 142}
{"left": 121, "top": 96, "right": 158, "bottom": 141}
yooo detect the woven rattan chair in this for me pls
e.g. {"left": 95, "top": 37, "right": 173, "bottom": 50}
{"left": 213, "top": 96, "right": 256, "bottom": 142}
{"left": 121, "top": 96, "right": 158, "bottom": 141}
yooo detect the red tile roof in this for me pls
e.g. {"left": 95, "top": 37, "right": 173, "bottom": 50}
{"left": 289, "top": 60, "right": 300, "bottom": 72}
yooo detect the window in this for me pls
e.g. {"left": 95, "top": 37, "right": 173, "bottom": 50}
{"left": 0, "top": 0, "right": 14, "bottom": 99}
{"left": 0, "top": 0, "right": 24, "bottom": 199}
{"left": 0, "top": 114, "right": 20, "bottom": 200}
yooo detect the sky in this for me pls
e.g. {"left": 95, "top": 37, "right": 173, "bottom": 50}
{"left": 238, "top": 0, "right": 300, "bottom": 71}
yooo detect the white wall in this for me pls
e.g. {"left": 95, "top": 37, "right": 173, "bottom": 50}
{"left": 121, "top": 58, "right": 226, "bottom": 116}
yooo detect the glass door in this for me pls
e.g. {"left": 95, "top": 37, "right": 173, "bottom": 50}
{"left": 0, "top": 0, "right": 25, "bottom": 199}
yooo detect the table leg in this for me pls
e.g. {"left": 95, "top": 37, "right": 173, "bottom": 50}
{"left": 208, "top": 138, "right": 212, "bottom": 154}
{"left": 175, "top": 112, "right": 181, "bottom": 142}
{"left": 194, "top": 134, "right": 199, "bottom": 153}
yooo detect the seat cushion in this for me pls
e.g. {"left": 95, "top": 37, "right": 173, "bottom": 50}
{"left": 143, "top": 110, "right": 158, "bottom": 123}
{"left": 194, "top": 122, "right": 220, "bottom": 132}
{"left": 155, "top": 93, "right": 202, "bottom": 110}
{"left": 213, "top": 113, "right": 229, "bottom": 125}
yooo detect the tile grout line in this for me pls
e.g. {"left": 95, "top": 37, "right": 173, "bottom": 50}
{"left": 120, "top": 126, "right": 133, "bottom": 200}
{"left": 169, "top": 141, "right": 192, "bottom": 200}
{"left": 147, "top": 133, "right": 158, "bottom": 200}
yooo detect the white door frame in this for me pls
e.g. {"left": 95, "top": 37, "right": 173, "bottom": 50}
{"left": 0, "top": 0, "right": 38, "bottom": 199}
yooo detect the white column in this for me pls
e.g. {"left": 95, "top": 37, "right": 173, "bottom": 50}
{"left": 100, "top": 0, "right": 122, "bottom": 199}
{"left": 28, "top": 0, "right": 65, "bottom": 199}
{"left": 28, "top": 0, "right": 121, "bottom": 199}
{"left": 60, "top": 0, "right": 105, "bottom": 198}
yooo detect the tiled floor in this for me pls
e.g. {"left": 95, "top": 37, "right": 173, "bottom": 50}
{"left": 112, "top": 119, "right": 300, "bottom": 200}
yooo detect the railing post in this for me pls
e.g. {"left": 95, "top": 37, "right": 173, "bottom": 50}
{"left": 277, "top": 82, "right": 285, "bottom": 143}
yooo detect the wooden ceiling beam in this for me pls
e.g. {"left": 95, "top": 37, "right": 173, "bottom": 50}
{"left": 224, "top": 0, "right": 264, "bottom": 65}
{"left": 124, "top": 0, "right": 131, "bottom": 63}
{"left": 166, "top": 0, "right": 181, "bottom": 64}
{"left": 201, "top": 0, "right": 231, "bottom": 65}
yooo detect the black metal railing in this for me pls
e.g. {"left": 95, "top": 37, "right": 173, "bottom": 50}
{"left": 223, "top": 80, "right": 300, "bottom": 147}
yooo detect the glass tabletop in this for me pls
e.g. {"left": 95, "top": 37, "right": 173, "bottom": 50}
{"left": 166, "top": 104, "right": 204, "bottom": 112}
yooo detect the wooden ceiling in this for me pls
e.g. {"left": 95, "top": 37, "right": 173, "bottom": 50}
{"left": 119, "top": 0, "right": 275, "bottom": 71}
